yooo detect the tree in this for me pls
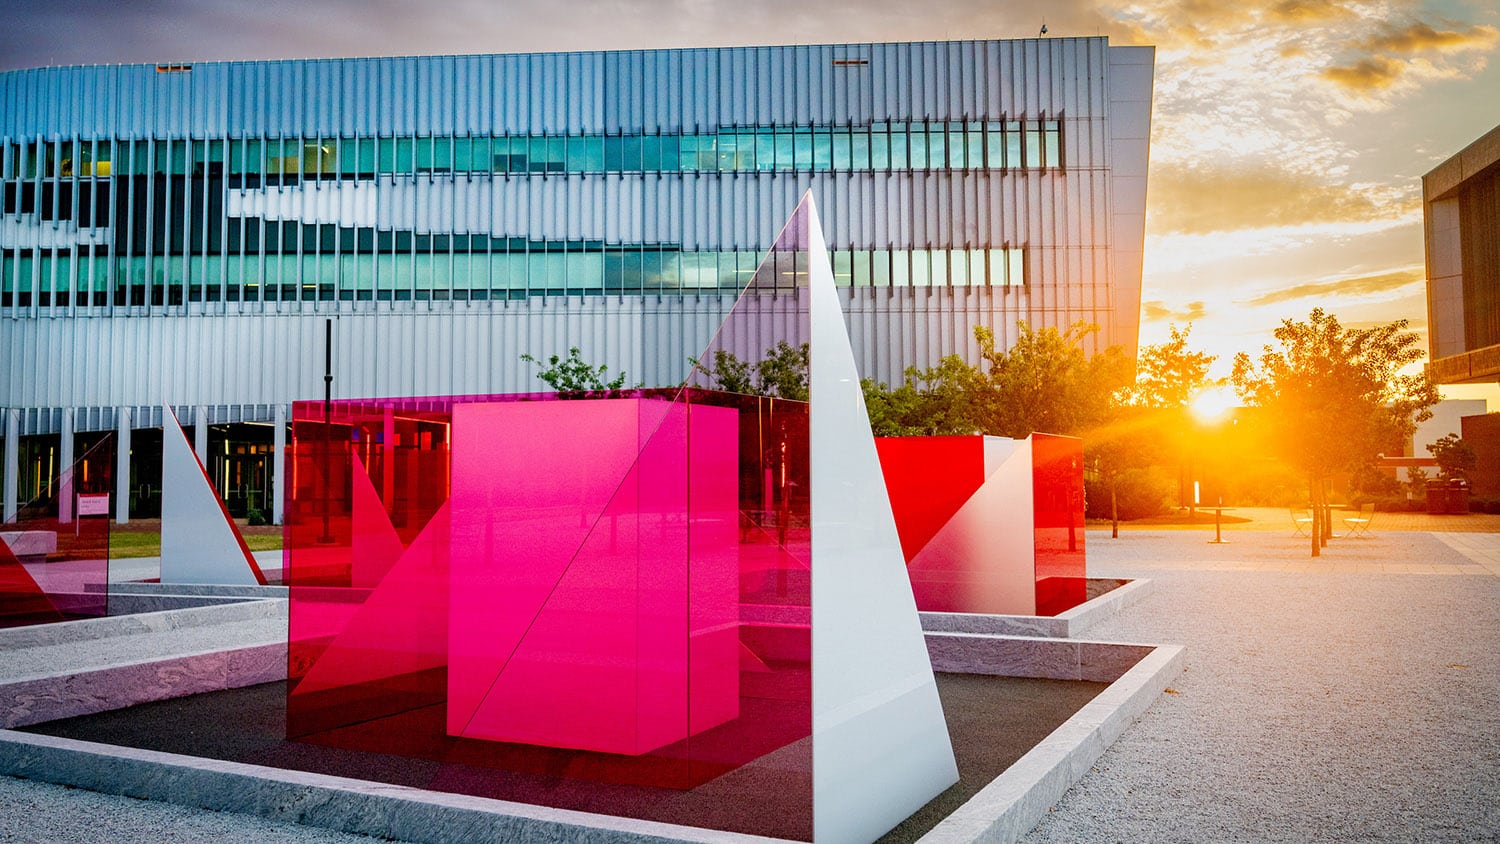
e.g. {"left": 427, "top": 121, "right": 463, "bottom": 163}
{"left": 520, "top": 347, "right": 635, "bottom": 398}
{"left": 1231, "top": 309, "right": 1438, "bottom": 557}
{"left": 861, "top": 355, "right": 987, "bottom": 436}
{"left": 973, "top": 322, "right": 1132, "bottom": 438}
{"left": 1125, "top": 323, "right": 1223, "bottom": 517}
{"left": 1128, "top": 323, "right": 1219, "bottom": 408}
{"left": 1081, "top": 404, "right": 1166, "bottom": 537}
{"left": 691, "top": 342, "right": 810, "bottom": 400}
{"left": 1427, "top": 434, "right": 1476, "bottom": 481}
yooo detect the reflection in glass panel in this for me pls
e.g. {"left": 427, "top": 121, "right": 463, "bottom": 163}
{"left": 949, "top": 250, "right": 967, "bottom": 286}
{"left": 1008, "top": 248, "right": 1025, "bottom": 287}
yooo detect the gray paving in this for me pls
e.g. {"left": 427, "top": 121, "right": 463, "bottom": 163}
{"left": 1, "top": 617, "right": 284, "bottom": 681}
{"left": 0, "top": 774, "right": 385, "bottom": 843}
{"left": 1026, "top": 529, "right": 1500, "bottom": 843}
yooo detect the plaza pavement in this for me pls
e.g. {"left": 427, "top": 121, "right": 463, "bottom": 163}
{"left": 1025, "top": 517, "right": 1500, "bottom": 843}
{"left": 3, "top": 513, "right": 1498, "bottom": 842}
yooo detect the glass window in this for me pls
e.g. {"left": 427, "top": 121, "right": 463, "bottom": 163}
{"left": 830, "top": 250, "right": 852, "bottom": 286}
{"left": 775, "top": 131, "right": 794, "bottom": 170}
{"left": 455, "top": 137, "right": 475, "bottom": 172}
{"left": 928, "top": 250, "right": 947, "bottom": 286}
{"left": 697, "top": 136, "right": 717, "bottom": 170}
{"left": 969, "top": 249, "right": 986, "bottom": 286}
{"left": 358, "top": 138, "right": 377, "bottom": 175}
{"left": 812, "top": 130, "right": 832, "bottom": 170}
{"left": 416, "top": 137, "right": 435, "bottom": 172}
{"left": 395, "top": 138, "right": 414, "bottom": 174}
{"left": 641, "top": 135, "right": 663, "bottom": 171}
{"left": 1044, "top": 120, "right": 1062, "bottom": 168}
{"left": 871, "top": 249, "right": 890, "bottom": 287}
{"left": 1006, "top": 122, "right": 1022, "bottom": 169}
{"left": 949, "top": 126, "right": 967, "bottom": 169}
{"left": 832, "top": 130, "right": 851, "bottom": 170}
{"left": 909, "top": 250, "right": 928, "bottom": 286}
{"left": 1008, "top": 248, "right": 1025, "bottom": 286}
{"left": 850, "top": 130, "right": 869, "bottom": 170}
{"left": 717, "top": 134, "right": 737, "bottom": 171}
{"left": 928, "top": 130, "right": 947, "bottom": 171}
{"left": 966, "top": 128, "right": 983, "bottom": 170}
{"left": 546, "top": 137, "right": 565, "bottom": 172}
{"left": 378, "top": 138, "right": 397, "bottom": 174}
{"left": 620, "top": 136, "right": 642, "bottom": 172}
{"left": 949, "top": 250, "right": 967, "bottom": 286}
{"left": 756, "top": 132, "right": 775, "bottom": 170}
{"left": 851, "top": 250, "right": 871, "bottom": 286}
{"left": 604, "top": 136, "right": 625, "bottom": 171}
{"left": 1025, "top": 121, "right": 1042, "bottom": 168}
{"left": 568, "top": 251, "right": 603, "bottom": 292}
{"left": 793, "top": 131, "right": 812, "bottom": 170}
{"left": 985, "top": 122, "right": 1005, "bottom": 168}
{"left": 870, "top": 128, "right": 889, "bottom": 169}
{"left": 907, "top": 127, "right": 926, "bottom": 169}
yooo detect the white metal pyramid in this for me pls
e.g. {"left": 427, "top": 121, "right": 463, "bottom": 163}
{"left": 804, "top": 196, "right": 959, "bottom": 843}
{"left": 160, "top": 406, "right": 265, "bottom": 585}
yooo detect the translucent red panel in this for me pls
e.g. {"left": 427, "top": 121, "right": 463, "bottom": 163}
{"left": 1031, "top": 433, "right": 1087, "bottom": 616}
{"left": 874, "top": 436, "right": 985, "bottom": 562}
{"left": 0, "top": 436, "right": 112, "bottom": 628}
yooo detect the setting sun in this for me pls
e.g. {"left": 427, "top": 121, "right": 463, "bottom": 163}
{"left": 1190, "top": 385, "right": 1239, "bottom": 422}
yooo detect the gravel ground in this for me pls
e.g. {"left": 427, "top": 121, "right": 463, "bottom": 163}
{"left": 0, "top": 776, "right": 385, "bottom": 843}
{"left": 1026, "top": 529, "right": 1500, "bottom": 843}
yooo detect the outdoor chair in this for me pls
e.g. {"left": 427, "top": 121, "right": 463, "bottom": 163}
{"left": 1342, "top": 503, "right": 1376, "bottom": 538}
{"left": 1290, "top": 507, "right": 1313, "bottom": 537}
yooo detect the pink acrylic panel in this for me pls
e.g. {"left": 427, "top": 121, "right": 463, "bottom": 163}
{"left": 286, "top": 401, "right": 453, "bottom": 736}
{"left": 1031, "top": 433, "right": 1087, "bottom": 615}
{"left": 447, "top": 398, "right": 739, "bottom": 756}
{"left": 1, "top": 435, "right": 112, "bottom": 627}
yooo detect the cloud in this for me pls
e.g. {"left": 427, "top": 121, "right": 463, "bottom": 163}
{"left": 1242, "top": 267, "right": 1423, "bottom": 307}
{"left": 1321, "top": 20, "right": 1500, "bottom": 92}
{"left": 1321, "top": 55, "right": 1407, "bottom": 90}
{"left": 1363, "top": 21, "right": 1500, "bottom": 55}
{"left": 1267, "top": 0, "right": 1354, "bottom": 24}
{"left": 1148, "top": 162, "right": 1411, "bottom": 235}
{"left": 1142, "top": 300, "right": 1207, "bottom": 322}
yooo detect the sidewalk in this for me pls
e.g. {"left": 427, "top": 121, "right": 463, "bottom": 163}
{"left": 1026, "top": 527, "right": 1500, "bottom": 842}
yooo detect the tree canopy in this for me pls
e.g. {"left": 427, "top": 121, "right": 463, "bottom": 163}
{"left": 1231, "top": 308, "right": 1438, "bottom": 555}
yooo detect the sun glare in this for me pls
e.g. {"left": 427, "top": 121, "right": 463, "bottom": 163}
{"left": 1190, "top": 385, "right": 1239, "bottom": 422}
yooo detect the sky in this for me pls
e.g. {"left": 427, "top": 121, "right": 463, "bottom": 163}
{"left": 3, "top": 0, "right": 1498, "bottom": 409}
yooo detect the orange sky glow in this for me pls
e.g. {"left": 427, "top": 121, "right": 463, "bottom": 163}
{"left": 4, "top": 0, "right": 1497, "bottom": 409}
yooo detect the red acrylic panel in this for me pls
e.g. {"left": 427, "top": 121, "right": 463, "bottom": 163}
{"left": 874, "top": 436, "right": 985, "bottom": 562}
{"left": 1, "top": 435, "right": 112, "bottom": 628}
{"left": 1031, "top": 432, "right": 1087, "bottom": 615}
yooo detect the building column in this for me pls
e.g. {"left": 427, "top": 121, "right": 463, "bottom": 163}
{"left": 194, "top": 405, "right": 209, "bottom": 466}
{"left": 2, "top": 408, "right": 18, "bottom": 524}
{"left": 58, "top": 408, "right": 75, "bottom": 524}
{"left": 116, "top": 406, "right": 132, "bottom": 525}
{"left": 272, "top": 403, "right": 286, "bottom": 526}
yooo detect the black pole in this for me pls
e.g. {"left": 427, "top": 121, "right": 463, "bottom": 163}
{"left": 319, "top": 318, "right": 334, "bottom": 543}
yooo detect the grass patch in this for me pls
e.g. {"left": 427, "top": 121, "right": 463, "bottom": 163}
{"left": 108, "top": 530, "right": 282, "bottom": 559}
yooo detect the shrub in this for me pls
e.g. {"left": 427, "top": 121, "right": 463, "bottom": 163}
{"left": 1085, "top": 467, "right": 1175, "bottom": 521}
{"left": 246, "top": 506, "right": 269, "bottom": 526}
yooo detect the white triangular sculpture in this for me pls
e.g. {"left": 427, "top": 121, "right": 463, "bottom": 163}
{"left": 911, "top": 435, "right": 1038, "bottom": 615}
{"left": 805, "top": 197, "right": 959, "bottom": 843}
{"left": 161, "top": 407, "right": 265, "bottom": 585}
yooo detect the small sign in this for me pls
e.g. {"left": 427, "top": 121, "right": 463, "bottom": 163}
{"left": 77, "top": 494, "right": 110, "bottom": 516}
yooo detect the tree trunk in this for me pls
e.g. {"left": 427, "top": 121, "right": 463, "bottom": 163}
{"left": 1111, "top": 480, "right": 1119, "bottom": 539}
{"left": 1310, "top": 475, "right": 1320, "bottom": 558}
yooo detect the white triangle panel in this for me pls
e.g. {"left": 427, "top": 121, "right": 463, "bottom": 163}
{"left": 160, "top": 406, "right": 264, "bottom": 586}
{"left": 805, "top": 197, "right": 958, "bottom": 843}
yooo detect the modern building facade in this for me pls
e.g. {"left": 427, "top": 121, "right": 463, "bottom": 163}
{"left": 0, "top": 37, "right": 1155, "bottom": 524}
{"left": 1425, "top": 122, "right": 1500, "bottom": 387}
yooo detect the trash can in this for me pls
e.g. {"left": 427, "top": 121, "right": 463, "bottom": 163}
{"left": 1426, "top": 480, "right": 1447, "bottom": 515}
{"left": 1447, "top": 479, "right": 1471, "bottom": 515}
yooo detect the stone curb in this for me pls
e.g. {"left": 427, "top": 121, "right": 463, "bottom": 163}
{"left": 1, "top": 641, "right": 286, "bottom": 729}
{"left": 0, "top": 730, "right": 789, "bottom": 844}
{"left": 0, "top": 597, "right": 285, "bottom": 650}
{"left": 916, "top": 644, "right": 1185, "bottom": 843}
{"left": 920, "top": 578, "right": 1155, "bottom": 639}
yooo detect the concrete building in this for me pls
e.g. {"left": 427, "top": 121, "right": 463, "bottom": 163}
{"left": 1425, "top": 122, "right": 1500, "bottom": 387}
{"left": 0, "top": 37, "right": 1155, "bottom": 524}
